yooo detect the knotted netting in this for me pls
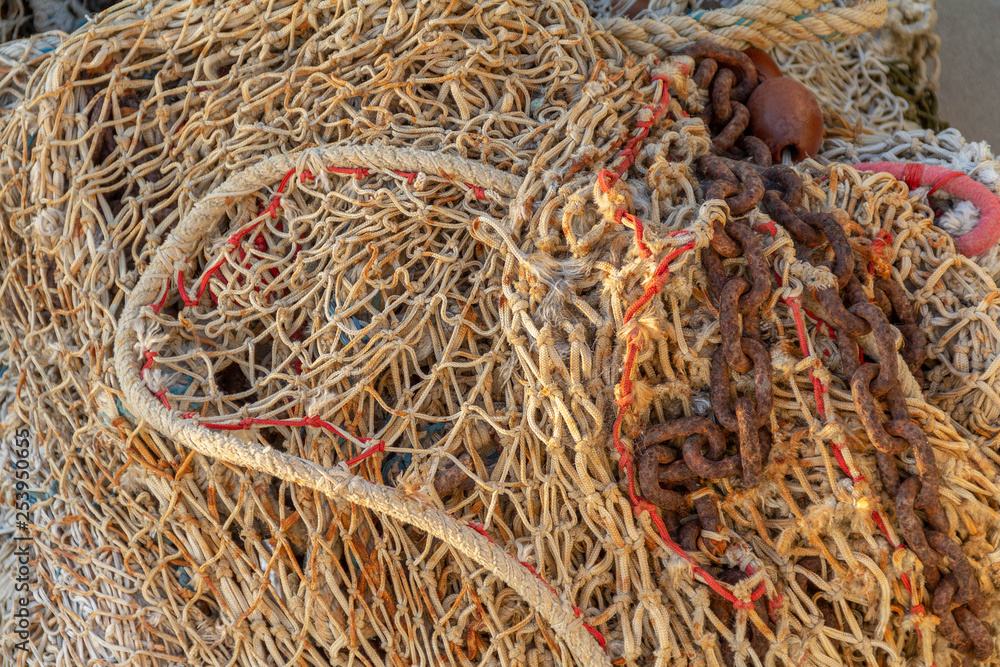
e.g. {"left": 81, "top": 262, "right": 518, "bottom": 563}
{"left": 2, "top": 0, "right": 1000, "bottom": 666}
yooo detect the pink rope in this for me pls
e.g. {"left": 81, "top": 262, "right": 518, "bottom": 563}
{"left": 853, "top": 162, "right": 1000, "bottom": 257}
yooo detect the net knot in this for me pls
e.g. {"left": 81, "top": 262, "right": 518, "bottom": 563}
{"left": 633, "top": 498, "right": 657, "bottom": 517}
{"left": 210, "top": 561, "right": 234, "bottom": 581}
{"left": 614, "top": 390, "right": 634, "bottom": 409}
{"left": 345, "top": 440, "right": 385, "bottom": 466}
{"left": 815, "top": 421, "right": 847, "bottom": 444}
{"left": 789, "top": 259, "right": 838, "bottom": 291}
{"left": 634, "top": 589, "right": 661, "bottom": 606}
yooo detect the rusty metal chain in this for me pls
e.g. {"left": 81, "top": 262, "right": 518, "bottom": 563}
{"left": 697, "top": 155, "right": 765, "bottom": 217}
{"left": 704, "top": 214, "right": 774, "bottom": 492}
{"left": 637, "top": 212, "right": 775, "bottom": 554}
{"left": 676, "top": 42, "right": 758, "bottom": 155}
{"left": 764, "top": 166, "right": 991, "bottom": 660}
{"left": 875, "top": 275, "right": 927, "bottom": 386}
{"left": 636, "top": 48, "right": 974, "bottom": 657}
{"left": 637, "top": 419, "right": 734, "bottom": 556}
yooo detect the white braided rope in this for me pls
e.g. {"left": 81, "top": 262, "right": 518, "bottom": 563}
{"left": 112, "top": 144, "right": 609, "bottom": 667}
{"left": 599, "top": 0, "right": 888, "bottom": 52}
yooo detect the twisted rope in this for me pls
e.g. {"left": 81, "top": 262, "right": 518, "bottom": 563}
{"left": 599, "top": 0, "right": 888, "bottom": 53}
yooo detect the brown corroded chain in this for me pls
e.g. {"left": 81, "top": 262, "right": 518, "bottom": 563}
{"left": 658, "top": 130, "right": 983, "bottom": 657}
{"left": 637, "top": 177, "right": 775, "bottom": 550}
{"left": 636, "top": 419, "right": 733, "bottom": 555}
{"left": 697, "top": 155, "right": 765, "bottom": 217}
{"left": 704, "top": 210, "right": 774, "bottom": 491}
{"left": 675, "top": 42, "right": 758, "bottom": 155}
{"left": 875, "top": 275, "right": 927, "bottom": 386}
{"left": 771, "top": 167, "right": 990, "bottom": 660}
{"left": 637, "top": 40, "right": 985, "bottom": 662}
{"left": 639, "top": 46, "right": 976, "bottom": 659}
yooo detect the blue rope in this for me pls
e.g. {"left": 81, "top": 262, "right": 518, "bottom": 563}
{"left": 168, "top": 374, "right": 194, "bottom": 395}
{"left": 27, "top": 481, "right": 58, "bottom": 505}
{"left": 329, "top": 292, "right": 384, "bottom": 345}
{"left": 177, "top": 566, "right": 193, "bottom": 589}
{"left": 114, "top": 396, "right": 137, "bottom": 422}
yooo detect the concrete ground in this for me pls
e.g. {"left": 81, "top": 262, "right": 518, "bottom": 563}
{"left": 935, "top": 0, "right": 1000, "bottom": 150}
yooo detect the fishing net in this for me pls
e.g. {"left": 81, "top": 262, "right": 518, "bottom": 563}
{"left": 3, "top": 1, "right": 1000, "bottom": 667}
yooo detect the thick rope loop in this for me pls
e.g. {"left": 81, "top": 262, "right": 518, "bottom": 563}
{"left": 112, "top": 144, "right": 610, "bottom": 667}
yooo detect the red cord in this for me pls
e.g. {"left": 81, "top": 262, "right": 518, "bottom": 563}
{"left": 928, "top": 171, "right": 963, "bottom": 196}
{"left": 140, "top": 350, "right": 157, "bottom": 379}
{"left": 596, "top": 74, "right": 675, "bottom": 259}
{"left": 785, "top": 276, "right": 928, "bottom": 629}
{"left": 344, "top": 440, "right": 386, "bottom": 466}
{"left": 328, "top": 166, "right": 370, "bottom": 179}
{"left": 392, "top": 170, "right": 417, "bottom": 185}
{"left": 901, "top": 163, "right": 924, "bottom": 192}
{"left": 151, "top": 285, "right": 169, "bottom": 314}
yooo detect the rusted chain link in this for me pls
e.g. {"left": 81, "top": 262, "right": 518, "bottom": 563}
{"left": 698, "top": 156, "right": 764, "bottom": 216}
{"left": 698, "top": 202, "right": 776, "bottom": 492}
{"left": 876, "top": 275, "right": 927, "bottom": 385}
{"left": 677, "top": 42, "right": 758, "bottom": 154}
{"left": 636, "top": 48, "right": 987, "bottom": 661}
{"left": 637, "top": 420, "right": 734, "bottom": 555}
{"left": 757, "top": 164, "right": 991, "bottom": 660}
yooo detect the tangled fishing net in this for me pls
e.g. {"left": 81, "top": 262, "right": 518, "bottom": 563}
{"left": 3, "top": 0, "right": 1000, "bottom": 666}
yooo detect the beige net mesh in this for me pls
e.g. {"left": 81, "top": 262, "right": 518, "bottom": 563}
{"left": 0, "top": 31, "right": 64, "bottom": 112}
{"left": 2, "top": 1, "right": 1000, "bottom": 667}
